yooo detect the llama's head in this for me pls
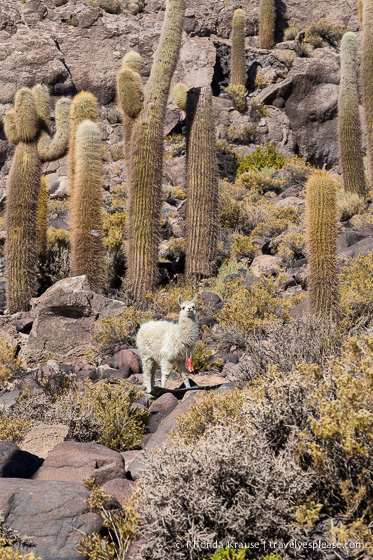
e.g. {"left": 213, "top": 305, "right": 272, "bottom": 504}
{"left": 178, "top": 294, "right": 198, "bottom": 319}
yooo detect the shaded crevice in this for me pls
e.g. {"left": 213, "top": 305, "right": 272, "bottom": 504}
{"left": 211, "top": 42, "right": 230, "bottom": 96}
{"left": 52, "top": 37, "right": 77, "bottom": 96}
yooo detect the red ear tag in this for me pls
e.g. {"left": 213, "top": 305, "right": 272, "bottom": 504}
{"left": 185, "top": 357, "right": 194, "bottom": 372}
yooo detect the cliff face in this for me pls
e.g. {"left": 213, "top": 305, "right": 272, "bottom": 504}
{"left": 0, "top": 0, "right": 361, "bottom": 201}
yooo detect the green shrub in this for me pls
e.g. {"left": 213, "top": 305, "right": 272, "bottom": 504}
{"left": 207, "top": 548, "right": 246, "bottom": 560}
{"left": 337, "top": 190, "right": 366, "bottom": 221}
{"left": 237, "top": 144, "right": 285, "bottom": 175}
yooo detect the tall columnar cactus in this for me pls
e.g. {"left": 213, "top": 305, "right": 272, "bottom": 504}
{"left": 174, "top": 86, "right": 218, "bottom": 279}
{"left": 187, "top": 87, "right": 218, "bottom": 279}
{"left": 36, "top": 175, "right": 49, "bottom": 256}
{"left": 116, "top": 0, "right": 186, "bottom": 300}
{"left": 338, "top": 32, "right": 367, "bottom": 196}
{"left": 259, "top": 0, "right": 275, "bottom": 49}
{"left": 362, "top": 0, "right": 373, "bottom": 196}
{"left": 305, "top": 170, "right": 340, "bottom": 322}
{"left": 231, "top": 8, "right": 246, "bottom": 86}
{"left": 4, "top": 85, "right": 70, "bottom": 312}
{"left": 70, "top": 120, "right": 105, "bottom": 292}
{"left": 68, "top": 91, "right": 98, "bottom": 198}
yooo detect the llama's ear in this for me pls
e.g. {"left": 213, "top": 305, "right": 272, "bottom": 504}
{"left": 192, "top": 294, "right": 198, "bottom": 303}
{"left": 178, "top": 295, "right": 183, "bottom": 306}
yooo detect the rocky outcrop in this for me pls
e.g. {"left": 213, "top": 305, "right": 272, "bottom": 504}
{"left": 0, "top": 441, "right": 43, "bottom": 478}
{"left": 0, "top": 478, "right": 103, "bottom": 560}
{"left": 22, "top": 276, "right": 127, "bottom": 365}
{"left": 33, "top": 441, "right": 126, "bottom": 485}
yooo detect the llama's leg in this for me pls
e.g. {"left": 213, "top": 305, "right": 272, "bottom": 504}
{"left": 160, "top": 359, "right": 173, "bottom": 388}
{"left": 142, "top": 357, "right": 155, "bottom": 393}
{"left": 178, "top": 360, "right": 191, "bottom": 388}
{"left": 150, "top": 361, "right": 158, "bottom": 389}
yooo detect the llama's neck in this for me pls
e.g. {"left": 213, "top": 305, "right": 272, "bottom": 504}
{"left": 178, "top": 314, "right": 199, "bottom": 347}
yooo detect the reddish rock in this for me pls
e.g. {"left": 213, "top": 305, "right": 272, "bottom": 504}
{"left": 103, "top": 478, "right": 135, "bottom": 506}
{"left": 117, "top": 349, "right": 141, "bottom": 373}
{"left": 33, "top": 441, "right": 125, "bottom": 485}
{"left": 121, "top": 450, "right": 140, "bottom": 470}
{"left": 289, "top": 297, "right": 310, "bottom": 319}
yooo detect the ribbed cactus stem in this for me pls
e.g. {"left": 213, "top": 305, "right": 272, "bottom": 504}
{"left": 358, "top": 0, "right": 364, "bottom": 26}
{"left": 38, "top": 97, "right": 71, "bottom": 162}
{"left": 172, "top": 83, "right": 188, "bottom": 111}
{"left": 231, "top": 9, "right": 246, "bottom": 86}
{"left": 14, "top": 88, "right": 39, "bottom": 142}
{"left": 5, "top": 142, "right": 41, "bottom": 312}
{"left": 4, "top": 83, "right": 70, "bottom": 312}
{"left": 3, "top": 111, "right": 18, "bottom": 145}
{"left": 119, "top": 0, "right": 186, "bottom": 299}
{"left": 305, "top": 170, "right": 340, "bottom": 322}
{"left": 36, "top": 175, "right": 49, "bottom": 256}
{"left": 259, "top": 0, "right": 275, "bottom": 49}
{"left": 185, "top": 87, "right": 218, "bottom": 280}
{"left": 70, "top": 120, "right": 105, "bottom": 292}
{"left": 362, "top": 0, "right": 373, "bottom": 197}
{"left": 338, "top": 32, "right": 367, "bottom": 196}
{"left": 69, "top": 92, "right": 99, "bottom": 197}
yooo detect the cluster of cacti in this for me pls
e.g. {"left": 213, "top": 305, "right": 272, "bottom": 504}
{"left": 116, "top": 0, "right": 186, "bottom": 300}
{"left": 70, "top": 120, "right": 105, "bottom": 292}
{"left": 362, "top": 0, "right": 373, "bottom": 197}
{"left": 305, "top": 170, "right": 340, "bottom": 322}
{"left": 338, "top": 32, "right": 367, "bottom": 196}
{"left": 3, "top": 84, "right": 70, "bottom": 312}
{"left": 174, "top": 85, "right": 218, "bottom": 280}
{"left": 231, "top": 9, "right": 246, "bottom": 86}
{"left": 259, "top": 0, "right": 275, "bottom": 49}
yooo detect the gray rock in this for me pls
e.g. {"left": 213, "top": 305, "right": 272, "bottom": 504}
{"left": 338, "top": 236, "right": 373, "bottom": 261}
{"left": 0, "top": 478, "right": 103, "bottom": 560}
{"left": 146, "top": 393, "right": 178, "bottom": 434}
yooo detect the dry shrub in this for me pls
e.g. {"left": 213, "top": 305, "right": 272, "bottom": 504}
{"left": 221, "top": 315, "right": 340, "bottom": 383}
{"left": 337, "top": 191, "right": 366, "bottom": 221}
{"left": 340, "top": 252, "right": 373, "bottom": 330}
{"left": 137, "top": 422, "right": 313, "bottom": 560}
{"left": 276, "top": 223, "right": 306, "bottom": 265}
{"left": 11, "top": 380, "right": 148, "bottom": 451}
{"left": 0, "top": 409, "right": 33, "bottom": 444}
{"left": 218, "top": 275, "right": 303, "bottom": 334}
{"left": 304, "top": 19, "right": 345, "bottom": 47}
{"left": 0, "top": 339, "right": 25, "bottom": 387}
{"left": 91, "top": 306, "right": 151, "bottom": 359}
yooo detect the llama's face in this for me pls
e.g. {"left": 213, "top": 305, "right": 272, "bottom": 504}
{"left": 178, "top": 295, "right": 198, "bottom": 318}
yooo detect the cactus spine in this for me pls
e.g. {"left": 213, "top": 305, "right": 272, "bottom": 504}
{"left": 70, "top": 120, "right": 105, "bottom": 292}
{"left": 185, "top": 87, "right": 218, "bottom": 280}
{"left": 338, "top": 32, "right": 367, "bottom": 196}
{"left": 362, "top": 0, "right": 373, "bottom": 197}
{"left": 68, "top": 92, "right": 98, "bottom": 198}
{"left": 36, "top": 175, "right": 49, "bottom": 256}
{"left": 305, "top": 170, "right": 340, "bottom": 322}
{"left": 259, "top": 0, "right": 275, "bottom": 49}
{"left": 231, "top": 9, "right": 246, "bottom": 86}
{"left": 4, "top": 85, "right": 70, "bottom": 312}
{"left": 117, "top": 0, "right": 186, "bottom": 300}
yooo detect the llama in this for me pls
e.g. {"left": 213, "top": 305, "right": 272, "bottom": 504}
{"left": 136, "top": 295, "right": 199, "bottom": 393}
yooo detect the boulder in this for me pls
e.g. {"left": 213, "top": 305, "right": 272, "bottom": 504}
{"left": 0, "top": 478, "right": 103, "bottom": 560}
{"left": 338, "top": 236, "right": 373, "bottom": 261}
{"left": 0, "top": 441, "right": 43, "bottom": 478}
{"left": 146, "top": 393, "right": 178, "bottom": 434}
{"left": 21, "top": 424, "right": 69, "bottom": 459}
{"left": 289, "top": 297, "right": 310, "bottom": 319}
{"left": 128, "top": 392, "right": 204, "bottom": 480}
{"left": 102, "top": 477, "right": 135, "bottom": 506}
{"left": 250, "top": 255, "right": 282, "bottom": 276}
{"left": 117, "top": 349, "right": 141, "bottom": 373}
{"left": 22, "top": 276, "right": 127, "bottom": 366}
{"left": 33, "top": 441, "right": 126, "bottom": 485}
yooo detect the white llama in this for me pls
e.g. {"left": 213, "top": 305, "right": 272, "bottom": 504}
{"left": 136, "top": 295, "right": 199, "bottom": 393}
